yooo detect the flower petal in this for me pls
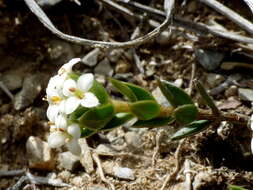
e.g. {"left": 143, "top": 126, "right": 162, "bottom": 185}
{"left": 67, "top": 124, "right": 81, "bottom": 139}
{"left": 80, "top": 92, "right": 99, "bottom": 108}
{"left": 46, "top": 105, "right": 59, "bottom": 122}
{"left": 55, "top": 114, "right": 68, "bottom": 130}
{"left": 48, "top": 131, "right": 67, "bottom": 148}
{"left": 65, "top": 96, "right": 81, "bottom": 114}
{"left": 66, "top": 139, "right": 81, "bottom": 155}
{"left": 63, "top": 79, "right": 77, "bottom": 97}
{"left": 58, "top": 58, "right": 81, "bottom": 75}
{"left": 77, "top": 73, "right": 94, "bottom": 92}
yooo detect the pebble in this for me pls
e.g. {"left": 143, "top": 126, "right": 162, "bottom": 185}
{"left": 224, "top": 85, "right": 238, "bottom": 97}
{"left": 96, "top": 144, "right": 117, "bottom": 155}
{"left": 79, "top": 138, "right": 94, "bottom": 173}
{"left": 81, "top": 48, "right": 101, "bottom": 67}
{"left": 113, "top": 166, "right": 135, "bottom": 180}
{"left": 152, "top": 87, "right": 171, "bottom": 107}
{"left": 115, "top": 60, "right": 131, "bottom": 73}
{"left": 107, "top": 49, "right": 124, "bottom": 63}
{"left": 26, "top": 136, "right": 55, "bottom": 170}
{"left": 14, "top": 74, "right": 44, "bottom": 110}
{"left": 47, "top": 40, "right": 74, "bottom": 65}
{"left": 58, "top": 151, "right": 80, "bottom": 171}
{"left": 238, "top": 88, "right": 253, "bottom": 102}
{"left": 195, "top": 49, "right": 224, "bottom": 71}
{"left": 206, "top": 73, "right": 225, "bottom": 88}
{"left": 124, "top": 131, "right": 141, "bottom": 149}
{"left": 1, "top": 73, "right": 23, "bottom": 91}
{"left": 156, "top": 31, "right": 171, "bottom": 45}
{"left": 94, "top": 58, "right": 113, "bottom": 76}
{"left": 102, "top": 161, "right": 135, "bottom": 180}
{"left": 88, "top": 185, "right": 108, "bottom": 190}
{"left": 174, "top": 78, "right": 183, "bottom": 88}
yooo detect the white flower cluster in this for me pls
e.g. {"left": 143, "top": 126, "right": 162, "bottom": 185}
{"left": 46, "top": 58, "right": 100, "bottom": 155}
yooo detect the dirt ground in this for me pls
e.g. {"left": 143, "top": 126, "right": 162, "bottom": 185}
{"left": 0, "top": 0, "right": 253, "bottom": 189}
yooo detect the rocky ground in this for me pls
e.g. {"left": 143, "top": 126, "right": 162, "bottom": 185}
{"left": 0, "top": 0, "right": 253, "bottom": 189}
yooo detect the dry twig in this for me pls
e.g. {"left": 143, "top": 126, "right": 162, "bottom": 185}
{"left": 199, "top": 0, "right": 253, "bottom": 35}
{"left": 24, "top": 0, "right": 175, "bottom": 48}
{"left": 92, "top": 152, "right": 115, "bottom": 190}
{"left": 160, "top": 139, "right": 185, "bottom": 190}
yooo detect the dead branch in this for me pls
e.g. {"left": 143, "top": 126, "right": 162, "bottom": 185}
{"left": 24, "top": 0, "right": 174, "bottom": 49}
{"left": 199, "top": 0, "right": 253, "bottom": 35}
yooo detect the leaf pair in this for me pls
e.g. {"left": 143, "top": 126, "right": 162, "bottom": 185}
{"left": 158, "top": 79, "right": 210, "bottom": 140}
{"left": 110, "top": 78, "right": 160, "bottom": 120}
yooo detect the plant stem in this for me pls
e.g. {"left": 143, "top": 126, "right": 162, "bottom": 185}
{"left": 111, "top": 99, "right": 249, "bottom": 126}
{"left": 111, "top": 99, "right": 174, "bottom": 117}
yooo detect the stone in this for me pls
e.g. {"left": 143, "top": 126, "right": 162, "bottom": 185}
{"left": 26, "top": 136, "right": 55, "bottom": 170}
{"left": 79, "top": 138, "right": 94, "bottom": 173}
{"left": 238, "top": 88, "right": 253, "bottom": 102}
{"left": 152, "top": 87, "right": 171, "bottom": 107}
{"left": 89, "top": 185, "right": 108, "bottom": 190}
{"left": 115, "top": 60, "right": 131, "bottom": 73}
{"left": 96, "top": 144, "right": 117, "bottom": 155}
{"left": 195, "top": 49, "right": 224, "bottom": 71}
{"left": 124, "top": 131, "right": 141, "bottom": 149}
{"left": 174, "top": 78, "right": 183, "bottom": 88}
{"left": 113, "top": 166, "right": 135, "bottom": 180}
{"left": 94, "top": 58, "right": 113, "bottom": 76}
{"left": 1, "top": 73, "right": 23, "bottom": 91}
{"left": 206, "top": 73, "right": 225, "bottom": 88}
{"left": 107, "top": 49, "right": 124, "bottom": 63}
{"left": 58, "top": 151, "right": 80, "bottom": 171}
{"left": 156, "top": 31, "right": 171, "bottom": 45}
{"left": 224, "top": 85, "right": 238, "bottom": 97}
{"left": 81, "top": 48, "right": 101, "bottom": 67}
{"left": 14, "top": 74, "right": 44, "bottom": 110}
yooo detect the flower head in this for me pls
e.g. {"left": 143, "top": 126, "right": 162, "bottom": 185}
{"left": 46, "top": 58, "right": 100, "bottom": 155}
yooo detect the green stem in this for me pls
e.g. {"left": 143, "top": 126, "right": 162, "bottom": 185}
{"left": 111, "top": 99, "right": 174, "bottom": 118}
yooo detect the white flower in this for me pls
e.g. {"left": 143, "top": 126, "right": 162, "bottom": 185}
{"left": 64, "top": 73, "right": 100, "bottom": 114}
{"left": 46, "top": 75, "right": 65, "bottom": 104}
{"left": 47, "top": 124, "right": 82, "bottom": 155}
{"left": 48, "top": 131, "right": 67, "bottom": 148}
{"left": 58, "top": 58, "right": 81, "bottom": 77}
{"left": 47, "top": 104, "right": 60, "bottom": 123}
{"left": 67, "top": 124, "right": 81, "bottom": 139}
{"left": 66, "top": 139, "right": 81, "bottom": 155}
{"left": 55, "top": 114, "right": 68, "bottom": 130}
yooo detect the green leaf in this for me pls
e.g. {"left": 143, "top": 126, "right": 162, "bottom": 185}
{"left": 110, "top": 78, "right": 137, "bottom": 102}
{"left": 171, "top": 120, "right": 210, "bottom": 140}
{"left": 81, "top": 128, "right": 96, "bottom": 138}
{"left": 130, "top": 100, "right": 160, "bottom": 120}
{"left": 101, "top": 113, "right": 135, "bottom": 131}
{"left": 158, "top": 79, "right": 193, "bottom": 107}
{"left": 228, "top": 185, "right": 248, "bottom": 190}
{"left": 69, "top": 106, "right": 89, "bottom": 122}
{"left": 173, "top": 104, "right": 198, "bottom": 124}
{"left": 79, "top": 103, "right": 114, "bottom": 130}
{"left": 110, "top": 78, "right": 155, "bottom": 102}
{"left": 89, "top": 80, "right": 110, "bottom": 104}
{"left": 124, "top": 82, "right": 155, "bottom": 101}
{"left": 133, "top": 116, "right": 174, "bottom": 128}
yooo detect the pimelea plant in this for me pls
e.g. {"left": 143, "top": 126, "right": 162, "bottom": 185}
{"left": 46, "top": 58, "right": 250, "bottom": 156}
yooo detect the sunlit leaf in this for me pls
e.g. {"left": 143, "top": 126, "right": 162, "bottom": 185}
{"left": 228, "top": 184, "right": 248, "bottom": 190}
{"left": 110, "top": 78, "right": 137, "bottom": 102}
{"left": 158, "top": 79, "right": 193, "bottom": 107}
{"left": 101, "top": 113, "right": 135, "bottom": 131}
{"left": 171, "top": 120, "right": 210, "bottom": 140}
{"left": 70, "top": 106, "right": 89, "bottom": 122}
{"left": 110, "top": 78, "right": 155, "bottom": 101}
{"left": 173, "top": 104, "right": 198, "bottom": 124}
{"left": 130, "top": 100, "right": 160, "bottom": 120}
{"left": 90, "top": 80, "right": 110, "bottom": 104}
{"left": 133, "top": 116, "right": 174, "bottom": 128}
{"left": 79, "top": 103, "right": 114, "bottom": 130}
